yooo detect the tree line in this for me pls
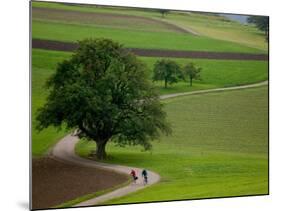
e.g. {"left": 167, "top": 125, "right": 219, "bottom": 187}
{"left": 152, "top": 59, "right": 202, "bottom": 88}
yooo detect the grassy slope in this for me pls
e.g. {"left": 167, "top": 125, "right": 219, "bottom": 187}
{"left": 162, "top": 13, "right": 267, "bottom": 51}
{"left": 31, "top": 2, "right": 268, "bottom": 202}
{"left": 32, "top": 20, "right": 263, "bottom": 53}
{"left": 32, "top": 7, "right": 181, "bottom": 34}
{"left": 76, "top": 86, "right": 268, "bottom": 203}
{"left": 32, "top": 1, "right": 268, "bottom": 51}
{"left": 32, "top": 49, "right": 72, "bottom": 157}
{"left": 140, "top": 57, "right": 268, "bottom": 95}
{"left": 31, "top": 49, "right": 268, "bottom": 156}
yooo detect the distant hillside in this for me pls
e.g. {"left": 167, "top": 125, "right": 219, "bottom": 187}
{"left": 221, "top": 14, "right": 249, "bottom": 24}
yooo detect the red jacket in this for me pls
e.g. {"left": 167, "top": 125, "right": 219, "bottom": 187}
{"left": 130, "top": 170, "right": 136, "bottom": 177}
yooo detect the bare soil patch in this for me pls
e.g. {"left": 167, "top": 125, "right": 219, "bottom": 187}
{"left": 32, "top": 157, "right": 129, "bottom": 209}
{"left": 32, "top": 7, "right": 188, "bottom": 34}
{"left": 32, "top": 39, "right": 268, "bottom": 61}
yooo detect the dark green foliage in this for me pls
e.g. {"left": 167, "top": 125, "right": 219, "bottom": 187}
{"left": 157, "top": 9, "right": 169, "bottom": 18}
{"left": 36, "top": 38, "right": 171, "bottom": 159}
{"left": 153, "top": 59, "right": 182, "bottom": 88}
{"left": 247, "top": 16, "right": 269, "bottom": 41}
{"left": 182, "top": 63, "right": 202, "bottom": 86}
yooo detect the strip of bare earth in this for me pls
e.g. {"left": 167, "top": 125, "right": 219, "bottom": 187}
{"left": 32, "top": 39, "right": 268, "bottom": 61}
{"left": 32, "top": 157, "right": 129, "bottom": 209}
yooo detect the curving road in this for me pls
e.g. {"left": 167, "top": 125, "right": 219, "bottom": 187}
{"left": 51, "top": 80, "right": 268, "bottom": 207}
{"left": 51, "top": 134, "right": 160, "bottom": 207}
{"left": 160, "top": 80, "right": 268, "bottom": 100}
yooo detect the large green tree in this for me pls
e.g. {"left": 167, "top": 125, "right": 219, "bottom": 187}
{"left": 153, "top": 59, "right": 182, "bottom": 88}
{"left": 182, "top": 63, "right": 202, "bottom": 87}
{"left": 36, "top": 38, "right": 171, "bottom": 160}
{"left": 247, "top": 16, "right": 269, "bottom": 41}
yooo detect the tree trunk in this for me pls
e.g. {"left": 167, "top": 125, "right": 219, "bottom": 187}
{"left": 96, "top": 141, "right": 107, "bottom": 160}
{"left": 164, "top": 78, "right": 167, "bottom": 88}
{"left": 190, "top": 77, "right": 193, "bottom": 87}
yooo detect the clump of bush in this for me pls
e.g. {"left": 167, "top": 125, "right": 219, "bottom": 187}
{"left": 152, "top": 59, "right": 202, "bottom": 88}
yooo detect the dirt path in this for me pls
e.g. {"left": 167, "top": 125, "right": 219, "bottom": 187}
{"left": 150, "top": 17, "right": 199, "bottom": 35}
{"left": 51, "top": 80, "right": 268, "bottom": 207}
{"left": 160, "top": 80, "right": 268, "bottom": 100}
{"left": 51, "top": 135, "right": 160, "bottom": 207}
{"left": 32, "top": 39, "right": 268, "bottom": 61}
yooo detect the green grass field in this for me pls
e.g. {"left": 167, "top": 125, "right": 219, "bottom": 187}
{"left": 76, "top": 85, "right": 268, "bottom": 203}
{"left": 32, "top": 7, "right": 182, "bottom": 34}
{"left": 32, "top": 1, "right": 268, "bottom": 51}
{"left": 32, "top": 49, "right": 268, "bottom": 156}
{"left": 31, "top": 1, "right": 268, "bottom": 205}
{"left": 32, "top": 49, "right": 72, "bottom": 157}
{"left": 32, "top": 20, "right": 264, "bottom": 53}
{"left": 161, "top": 13, "right": 267, "bottom": 51}
{"left": 141, "top": 57, "right": 268, "bottom": 95}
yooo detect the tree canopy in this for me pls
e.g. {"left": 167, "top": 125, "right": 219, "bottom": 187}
{"left": 182, "top": 63, "right": 202, "bottom": 87}
{"left": 157, "top": 9, "right": 170, "bottom": 18}
{"left": 36, "top": 38, "right": 171, "bottom": 159}
{"left": 247, "top": 16, "right": 269, "bottom": 40}
{"left": 152, "top": 59, "right": 182, "bottom": 88}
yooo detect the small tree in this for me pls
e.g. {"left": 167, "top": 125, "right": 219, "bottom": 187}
{"left": 247, "top": 16, "right": 269, "bottom": 41}
{"left": 158, "top": 9, "right": 169, "bottom": 18}
{"left": 36, "top": 38, "right": 171, "bottom": 160}
{"left": 182, "top": 63, "right": 201, "bottom": 87}
{"left": 153, "top": 59, "right": 182, "bottom": 88}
